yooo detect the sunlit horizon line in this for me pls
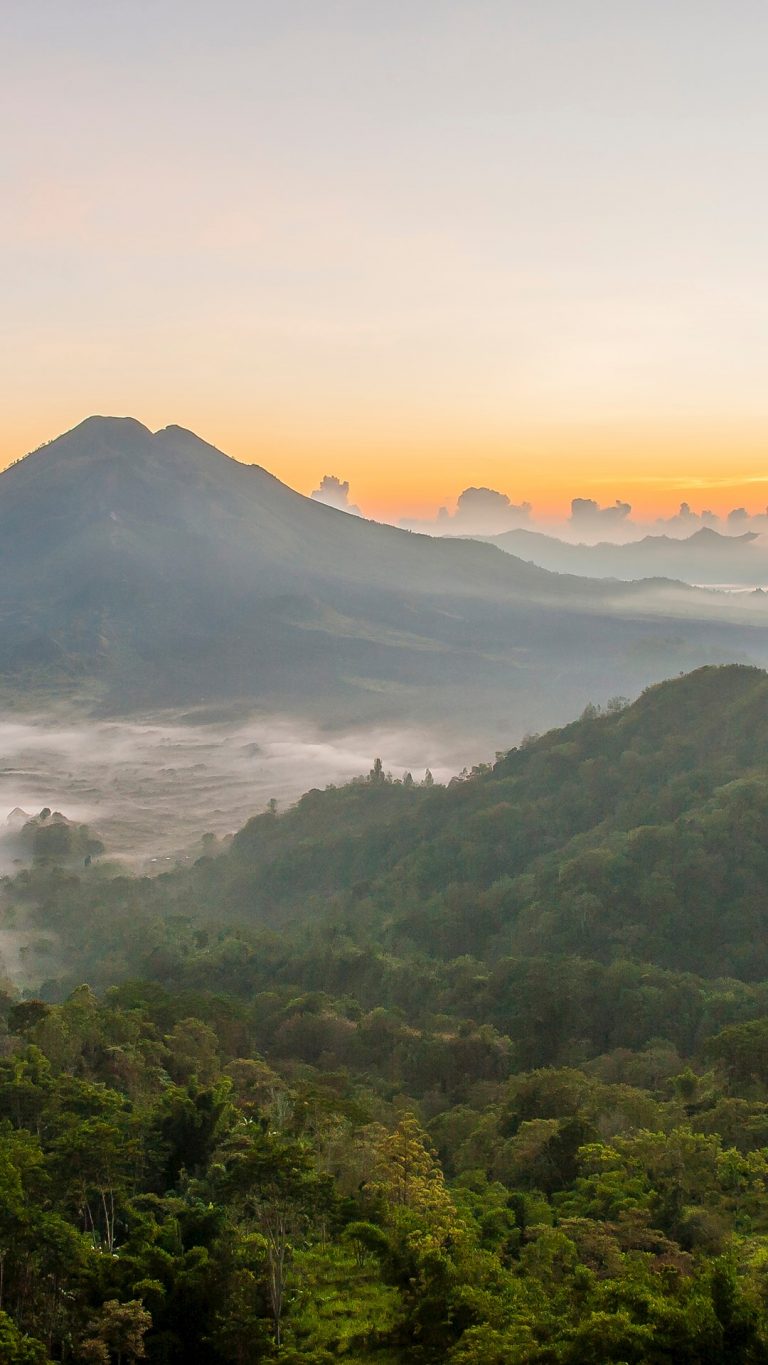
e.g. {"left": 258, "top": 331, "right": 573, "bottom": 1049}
{"left": 2, "top": 415, "right": 768, "bottom": 525}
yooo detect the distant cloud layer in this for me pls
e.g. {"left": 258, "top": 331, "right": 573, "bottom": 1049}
{"left": 650, "top": 502, "right": 768, "bottom": 538}
{"left": 311, "top": 475, "right": 361, "bottom": 516}
{"left": 307, "top": 470, "right": 768, "bottom": 544}
{"left": 391, "top": 484, "right": 768, "bottom": 544}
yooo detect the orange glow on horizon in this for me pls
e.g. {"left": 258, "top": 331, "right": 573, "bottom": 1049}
{"left": 6, "top": 3, "right": 768, "bottom": 537}
{"left": 2, "top": 409, "right": 768, "bottom": 526}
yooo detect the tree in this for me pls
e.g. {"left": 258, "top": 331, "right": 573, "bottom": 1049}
{"left": 0, "top": 1310, "right": 50, "bottom": 1364}
{"left": 211, "top": 1253, "right": 271, "bottom": 1365}
{"left": 51, "top": 1118, "right": 139, "bottom": 1252}
{"left": 218, "top": 1132, "right": 334, "bottom": 1347}
{"left": 79, "top": 1301, "right": 151, "bottom": 1365}
{"left": 368, "top": 758, "right": 385, "bottom": 785}
{"left": 165, "top": 1018, "right": 220, "bottom": 1085}
{"left": 369, "top": 1113, "right": 461, "bottom": 1252}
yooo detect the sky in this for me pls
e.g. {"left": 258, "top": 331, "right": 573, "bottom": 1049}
{"left": 2, "top": 0, "right": 768, "bottom": 522}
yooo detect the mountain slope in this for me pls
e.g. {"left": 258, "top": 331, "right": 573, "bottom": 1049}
{"left": 480, "top": 524, "right": 768, "bottom": 586}
{"left": 2, "top": 417, "right": 768, "bottom": 740}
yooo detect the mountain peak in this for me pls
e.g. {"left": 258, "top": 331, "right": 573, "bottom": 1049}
{"left": 19, "top": 415, "right": 153, "bottom": 468}
{"left": 52, "top": 415, "right": 154, "bottom": 453}
{"left": 74, "top": 415, "right": 151, "bottom": 438}
{"left": 151, "top": 423, "right": 277, "bottom": 483}
{"left": 153, "top": 423, "right": 206, "bottom": 442}
{"left": 152, "top": 423, "right": 232, "bottom": 459}
{"left": 689, "top": 526, "right": 758, "bottom": 546}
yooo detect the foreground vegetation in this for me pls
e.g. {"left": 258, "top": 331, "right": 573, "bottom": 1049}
{"left": 5, "top": 665, "right": 768, "bottom": 1360}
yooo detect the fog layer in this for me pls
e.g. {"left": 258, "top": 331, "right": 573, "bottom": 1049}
{"left": 0, "top": 712, "right": 470, "bottom": 869}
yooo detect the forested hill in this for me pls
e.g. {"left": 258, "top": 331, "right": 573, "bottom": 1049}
{"left": 20, "top": 663, "right": 768, "bottom": 989}
{"left": 162, "top": 661, "right": 768, "bottom": 981}
{"left": 219, "top": 660, "right": 768, "bottom": 983}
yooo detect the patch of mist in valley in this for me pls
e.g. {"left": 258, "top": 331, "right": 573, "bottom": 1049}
{"left": 0, "top": 710, "right": 475, "bottom": 872}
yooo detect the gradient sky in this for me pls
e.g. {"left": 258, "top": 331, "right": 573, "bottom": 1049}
{"left": 3, "top": 0, "right": 768, "bottom": 520}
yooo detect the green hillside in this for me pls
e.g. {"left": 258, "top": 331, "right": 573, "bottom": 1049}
{"left": 8, "top": 662, "right": 768, "bottom": 1070}
{"left": 8, "top": 666, "right": 768, "bottom": 1361}
{"left": 218, "top": 661, "right": 768, "bottom": 979}
{"left": 27, "top": 663, "right": 768, "bottom": 982}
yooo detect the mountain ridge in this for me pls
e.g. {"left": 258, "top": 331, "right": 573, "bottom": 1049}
{"left": 478, "top": 523, "right": 768, "bottom": 586}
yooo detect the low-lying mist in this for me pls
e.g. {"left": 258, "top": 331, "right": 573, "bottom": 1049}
{"left": 0, "top": 711, "right": 476, "bottom": 870}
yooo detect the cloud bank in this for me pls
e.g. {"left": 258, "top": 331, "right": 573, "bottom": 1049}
{"left": 390, "top": 483, "right": 768, "bottom": 545}
{"left": 307, "top": 471, "right": 768, "bottom": 544}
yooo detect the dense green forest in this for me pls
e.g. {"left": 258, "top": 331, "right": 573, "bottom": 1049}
{"left": 6, "top": 665, "right": 768, "bottom": 1360}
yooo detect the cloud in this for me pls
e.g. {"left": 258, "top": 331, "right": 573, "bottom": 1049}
{"left": 569, "top": 497, "right": 633, "bottom": 531}
{"left": 654, "top": 502, "right": 720, "bottom": 533}
{"left": 310, "top": 475, "right": 361, "bottom": 516}
{"left": 455, "top": 487, "right": 532, "bottom": 527}
{"left": 400, "top": 486, "right": 532, "bottom": 536}
{"left": 725, "top": 505, "right": 768, "bottom": 533}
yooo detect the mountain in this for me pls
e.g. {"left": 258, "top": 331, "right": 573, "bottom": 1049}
{"left": 478, "top": 524, "right": 768, "bottom": 586}
{"left": 2, "top": 416, "right": 768, "bottom": 742}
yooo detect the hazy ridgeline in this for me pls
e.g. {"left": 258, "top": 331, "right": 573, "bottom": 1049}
{"left": 477, "top": 525, "right": 768, "bottom": 587}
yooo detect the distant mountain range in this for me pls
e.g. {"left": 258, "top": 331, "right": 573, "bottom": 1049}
{"left": 477, "top": 525, "right": 768, "bottom": 586}
{"left": 2, "top": 416, "right": 768, "bottom": 742}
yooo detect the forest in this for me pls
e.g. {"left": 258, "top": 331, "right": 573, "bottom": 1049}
{"left": 5, "top": 665, "right": 768, "bottom": 1361}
